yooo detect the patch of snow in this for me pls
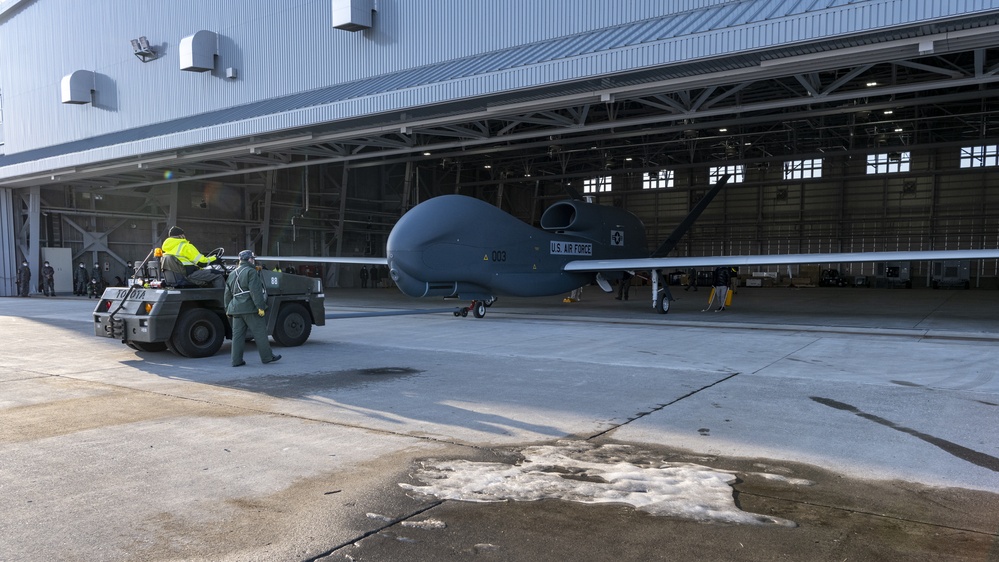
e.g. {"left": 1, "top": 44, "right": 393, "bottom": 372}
{"left": 749, "top": 472, "right": 815, "bottom": 486}
{"left": 400, "top": 441, "right": 796, "bottom": 526}
{"left": 400, "top": 518, "right": 447, "bottom": 529}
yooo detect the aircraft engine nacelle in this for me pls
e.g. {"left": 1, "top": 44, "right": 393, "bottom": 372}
{"left": 540, "top": 199, "right": 647, "bottom": 252}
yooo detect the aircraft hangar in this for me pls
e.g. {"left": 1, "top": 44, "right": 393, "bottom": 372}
{"left": 3, "top": 0, "right": 999, "bottom": 295}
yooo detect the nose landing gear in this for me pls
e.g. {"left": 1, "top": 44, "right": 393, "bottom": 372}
{"left": 452, "top": 297, "right": 496, "bottom": 318}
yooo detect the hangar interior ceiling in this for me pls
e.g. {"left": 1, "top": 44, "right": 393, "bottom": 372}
{"left": 10, "top": 32, "right": 999, "bottom": 285}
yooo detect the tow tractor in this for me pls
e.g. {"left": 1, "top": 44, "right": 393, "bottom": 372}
{"left": 93, "top": 248, "right": 325, "bottom": 358}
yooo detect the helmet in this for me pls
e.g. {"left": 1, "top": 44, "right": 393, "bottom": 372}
{"left": 238, "top": 250, "right": 255, "bottom": 262}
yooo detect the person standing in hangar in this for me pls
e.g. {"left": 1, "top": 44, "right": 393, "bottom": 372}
{"left": 703, "top": 265, "right": 731, "bottom": 312}
{"left": 224, "top": 250, "right": 281, "bottom": 367}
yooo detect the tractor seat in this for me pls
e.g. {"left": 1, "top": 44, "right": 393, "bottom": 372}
{"left": 161, "top": 253, "right": 193, "bottom": 287}
{"left": 160, "top": 253, "right": 223, "bottom": 288}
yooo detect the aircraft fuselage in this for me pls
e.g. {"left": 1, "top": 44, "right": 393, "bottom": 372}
{"left": 386, "top": 195, "right": 647, "bottom": 300}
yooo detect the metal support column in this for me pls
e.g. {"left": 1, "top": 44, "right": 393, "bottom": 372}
{"left": 333, "top": 164, "right": 349, "bottom": 287}
{"left": 28, "top": 187, "right": 41, "bottom": 290}
{"left": 400, "top": 161, "right": 414, "bottom": 213}
{"left": 166, "top": 183, "right": 178, "bottom": 240}
{"left": 262, "top": 170, "right": 274, "bottom": 254}
{"left": 0, "top": 188, "right": 15, "bottom": 296}
{"left": 495, "top": 172, "right": 506, "bottom": 208}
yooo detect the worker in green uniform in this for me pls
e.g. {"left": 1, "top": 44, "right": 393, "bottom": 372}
{"left": 224, "top": 250, "right": 281, "bottom": 367}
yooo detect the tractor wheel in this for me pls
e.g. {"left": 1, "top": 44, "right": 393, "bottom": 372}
{"left": 272, "top": 303, "right": 312, "bottom": 347}
{"left": 169, "top": 308, "right": 225, "bottom": 358}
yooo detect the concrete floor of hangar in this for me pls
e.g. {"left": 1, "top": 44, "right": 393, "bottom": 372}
{"left": 1, "top": 285, "right": 997, "bottom": 561}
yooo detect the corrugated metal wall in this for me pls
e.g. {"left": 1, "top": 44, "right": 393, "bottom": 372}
{"left": 2, "top": 0, "right": 997, "bottom": 159}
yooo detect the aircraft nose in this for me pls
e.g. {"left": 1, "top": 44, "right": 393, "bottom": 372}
{"left": 387, "top": 252, "right": 429, "bottom": 298}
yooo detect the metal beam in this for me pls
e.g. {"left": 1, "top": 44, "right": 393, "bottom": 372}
{"left": 0, "top": 188, "right": 16, "bottom": 296}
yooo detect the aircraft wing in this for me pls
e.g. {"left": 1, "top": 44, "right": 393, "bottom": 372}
{"left": 256, "top": 255, "right": 388, "bottom": 265}
{"left": 563, "top": 249, "right": 999, "bottom": 272}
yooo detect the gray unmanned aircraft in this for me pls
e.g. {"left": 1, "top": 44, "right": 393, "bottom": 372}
{"left": 262, "top": 175, "right": 999, "bottom": 318}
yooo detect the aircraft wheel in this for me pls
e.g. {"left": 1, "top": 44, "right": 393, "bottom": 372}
{"left": 460, "top": 308, "right": 468, "bottom": 317}
{"left": 484, "top": 297, "right": 497, "bottom": 307}
{"left": 655, "top": 292, "right": 670, "bottom": 314}
{"left": 272, "top": 302, "right": 312, "bottom": 347}
{"left": 472, "top": 301, "right": 486, "bottom": 318}
{"left": 169, "top": 308, "right": 225, "bottom": 358}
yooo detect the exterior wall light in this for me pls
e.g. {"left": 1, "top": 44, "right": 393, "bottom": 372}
{"left": 130, "top": 36, "right": 157, "bottom": 62}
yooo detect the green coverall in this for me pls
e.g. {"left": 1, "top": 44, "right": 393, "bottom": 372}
{"left": 224, "top": 260, "right": 277, "bottom": 366}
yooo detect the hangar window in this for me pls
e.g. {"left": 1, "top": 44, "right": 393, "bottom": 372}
{"left": 783, "top": 159, "right": 822, "bottom": 180}
{"left": 709, "top": 165, "right": 743, "bottom": 184}
{"left": 867, "top": 152, "right": 910, "bottom": 174}
{"left": 959, "top": 145, "right": 999, "bottom": 168}
{"left": 643, "top": 170, "right": 674, "bottom": 189}
{"left": 583, "top": 176, "right": 612, "bottom": 194}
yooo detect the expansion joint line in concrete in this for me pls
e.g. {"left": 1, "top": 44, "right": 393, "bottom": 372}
{"left": 750, "top": 338, "right": 821, "bottom": 375}
{"left": 738, "top": 490, "right": 999, "bottom": 538}
{"left": 0, "top": 371, "right": 52, "bottom": 383}
{"left": 916, "top": 291, "right": 959, "bottom": 329}
{"left": 301, "top": 500, "right": 446, "bottom": 562}
{"left": 586, "top": 371, "right": 740, "bottom": 441}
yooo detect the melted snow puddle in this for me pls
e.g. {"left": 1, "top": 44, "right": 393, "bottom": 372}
{"left": 400, "top": 441, "right": 800, "bottom": 526}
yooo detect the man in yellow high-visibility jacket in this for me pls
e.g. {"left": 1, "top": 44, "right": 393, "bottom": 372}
{"left": 161, "top": 226, "right": 217, "bottom": 274}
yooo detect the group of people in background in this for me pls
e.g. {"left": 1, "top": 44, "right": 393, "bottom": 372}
{"left": 14, "top": 259, "right": 137, "bottom": 298}
{"left": 358, "top": 265, "right": 389, "bottom": 288}
{"left": 577, "top": 266, "right": 738, "bottom": 311}
{"left": 73, "top": 262, "right": 109, "bottom": 298}
{"left": 15, "top": 260, "right": 69, "bottom": 297}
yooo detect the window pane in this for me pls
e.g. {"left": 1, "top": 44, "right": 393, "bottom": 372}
{"left": 866, "top": 152, "right": 910, "bottom": 174}
{"left": 783, "top": 159, "right": 822, "bottom": 179}
{"left": 643, "top": 170, "right": 674, "bottom": 189}
{"left": 960, "top": 145, "right": 998, "bottom": 168}
{"left": 709, "top": 165, "right": 743, "bottom": 184}
{"left": 583, "top": 176, "right": 612, "bottom": 193}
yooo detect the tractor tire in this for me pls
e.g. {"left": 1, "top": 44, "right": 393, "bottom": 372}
{"left": 169, "top": 308, "right": 225, "bottom": 358}
{"left": 272, "top": 303, "right": 312, "bottom": 347}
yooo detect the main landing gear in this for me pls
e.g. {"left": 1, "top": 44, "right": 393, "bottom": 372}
{"left": 453, "top": 297, "right": 497, "bottom": 318}
{"left": 651, "top": 268, "right": 673, "bottom": 314}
